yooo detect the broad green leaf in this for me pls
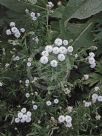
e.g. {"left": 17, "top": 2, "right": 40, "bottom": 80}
{"left": 64, "top": 0, "right": 102, "bottom": 27}
{"left": 0, "top": 0, "right": 30, "bottom": 13}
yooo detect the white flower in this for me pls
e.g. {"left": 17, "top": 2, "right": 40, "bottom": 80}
{"left": 41, "top": 50, "right": 49, "bottom": 56}
{"left": 94, "top": 86, "right": 100, "bottom": 91}
{"left": 21, "top": 108, "right": 26, "bottom": 113}
{"left": 11, "top": 27, "right": 18, "bottom": 34}
{"left": 25, "top": 93, "right": 30, "bottom": 98}
{"left": 45, "top": 45, "right": 53, "bottom": 53}
{"left": 27, "top": 62, "right": 32, "bottom": 67}
{"left": 5, "top": 63, "right": 10, "bottom": 68}
{"left": 90, "top": 62, "right": 96, "bottom": 68}
{"left": 35, "top": 36, "right": 39, "bottom": 43}
{"left": 28, "top": 57, "right": 32, "bottom": 62}
{"left": 84, "top": 101, "right": 91, "bottom": 107}
{"left": 54, "top": 99, "right": 59, "bottom": 104}
{"left": 92, "top": 93, "right": 98, "bottom": 103}
{"left": 14, "top": 31, "right": 21, "bottom": 38}
{"left": 46, "top": 100, "right": 52, "bottom": 106}
{"left": 26, "top": 111, "right": 32, "bottom": 117}
{"left": 40, "top": 56, "right": 48, "bottom": 64}
{"left": 75, "top": 54, "right": 78, "bottom": 58}
{"left": 65, "top": 115, "right": 72, "bottom": 123}
{"left": 65, "top": 122, "right": 72, "bottom": 128}
{"left": 58, "top": 115, "right": 65, "bottom": 123}
{"left": 83, "top": 74, "right": 89, "bottom": 80}
{"left": 30, "top": 12, "right": 35, "bottom": 17}
{"left": 97, "top": 96, "right": 102, "bottom": 102}
{"left": 88, "top": 57, "right": 95, "bottom": 65}
{"left": 25, "top": 79, "right": 30, "bottom": 84}
{"left": 18, "top": 112, "right": 23, "bottom": 119}
{"left": 26, "top": 117, "right": 31, "bottom": 123}
{"left": 20, "top": 118, "right": 25, "bottom": 123}
{"left": 50, "top": 60, "right": 58, "bottom": 67}
{"left": 20, "top": 28, "right": 25, "bottom": 33}
{"left": 22, "top": 114, "right": 28, "bottom": 121}
{"left": 67, "top": 46, "right": 73, "bottom": 53}
{"left": 47, "top": 2, "right": 54, "bottom": 9}
{"left": 0, "top": 82, "right": 3, "bottom": 87}
{"left": 59, "top": 47, "right": 67, "bottom": 54}
{"left": 10, "top": 22, "right": 15, "bottom": 27}
{"left": 32, "top": 16, "right": 37, "bottom": 21}
{"left": 95, "top": 114, "right": 101, "bottom": 120}
{"left": 52, "top": 47, "right": 59, "bottom": 54}
{"left": 37, "top": 13, "right": 40, "bottom": 17}
{"left": 67, "top": 106, "right": 73, "bottom": 113}
{"left": 54, "top": 38, "right": 62, "bottom": 46}
{"left": 89, "top": 52, "right": 95, "bottom": 57}
{"left": 6, "top": 29, "right": 12, "bottom": 35}
{"left": 63, "top": 40, "right": 68, "bottom": 46}
{"left": 15, "top": 118, "right": 20, "bottom": 123}
{"left": 58, "top": 54, "right": 65, "bottom": 62}
{"left": 33, "top": 105, "right": 38, "bottom": 110}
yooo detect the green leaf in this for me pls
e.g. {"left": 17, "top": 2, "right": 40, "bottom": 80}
{"left": 64, "top": 0, "right": 102, "bottom": 27}
{"left": 0, "top": 0, "right": 30, "bottom": 13}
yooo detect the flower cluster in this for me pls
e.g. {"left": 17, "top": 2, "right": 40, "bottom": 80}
{"left": 40, "top": 38, "right": 73, "bottom": 67}
{"left": 6, "top": 22, "right": 25, "bottom": 38}
{"left": 47, "top": 2, "right": 54, "bottom": 9}
{"left": 30, "top": 12, "right": 40, "bottom": 21}
{"left": 15, "top": 108, "right": 32, "bottom": 123}
{"left": 58, "top": 115, "right": 72, "bottom": 128}
{"left": 88, "top": 52, "right": 96, "bottom": 68}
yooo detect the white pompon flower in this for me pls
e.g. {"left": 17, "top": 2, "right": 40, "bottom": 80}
{"left": 95, "top": 114, "right": 101, "bottom": 120}
{"left": 40, "top": 56, "right": 48, "bottom": 64}
{"left": 26, "top": 111, "right": 32, "bottom": 117}
{"left": 18, "top": 112, "right": 23, "bottom": 119}
{"left": 52, "top": 47, "right": 59, "bottom": 54}
{"left": 25, "top": 79, "right": 29, "bottom": 84}
{"left": 54, "top": 99, "right": 59, "bottom": 104}
{"left": 90, "top": 62, "right": 96, "bottom": 68}
{"left": 20, "top": 118, "right": 25, "bottom": 123}
{"left": 15, "top": 118, "right": 20, "bottom": 123}
{"left": 97, "top": 96, "right": 102, "bottom": 102}
{"left": 33, "top": 105, "right": 38, "bottom": 110}
{"left": 92, "top": 93, "right": 98, "bottom": 103}
{"left": 63, "top": 40, "right": 68, "bottom": 46}
{"left": 27, "top": 62, "right": 32, "bottom": 67}
{"left": 14, "top": 31, "right": 21, "bottom": 38}
{"left": 11, "top": 27, "right": 18, "bottom": 34}
{"left": 46, "top": 100, "right": 52, "bottom": 106}
{"left": 50, "top": 60, "right": 58, "bottom": 67}
{"left": 25, "top": 93, "right": 30, "bottom": 98}
{"left": 65, "top": 115, "right": 72, "bottom": 123}
{"left": 89, "top": 52, "right": 95, "bottom": 57}
{"left": 84, "top": 101, "right": 91, "bottom": 107}
{"left": 67, "top": 46, "right": 73, "bottom": 53}
{"left": 83, "top": 74, "right": 89, "bottom": 80}
{"left": 47, "top": 2, "right": 54, "bottom": 9}
{"left": 26, "top": 117, "right": 31, "bottom": 123}
{"left": 20, "top": 28, "right": 25, "bottom": 33}
{"left": 59, "top": 46, "right": 67, "bottom": 54}
{"left": 10, "top": 22, "right": 15, "bottom": 27}
{"left": 94, "top": 86, "right": 100, "bottom": 91}
{"left": 41, "top": 50, "right": 49, "bottom": 56}
{"left": 58, "top": 115, "right": 65, "bottom": 123}
{"left": 21, "top": 108, "right": 26, "bottom": 113}
{"left": 22, "top": 114, "right": 28, "bottom": 121}
{"left": 58, "top": 54, "right": 65, "bottom": 62}
{"left": 45, "top": 45, "right": 53, "bottom": 53}
{"left": 30, "top": 12, "right": 35, "bottom": 18}
{"left": 54, "top": 38, "right": 62, "bottom": 46}
{"left": 88, "top": 57, "right": 95, "bottom": 65}
{"left": 65, "top": 122, "right": 72, "bottom": 128}
{"left": 6, "top": 29, "right": 12, "bottom": 35}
